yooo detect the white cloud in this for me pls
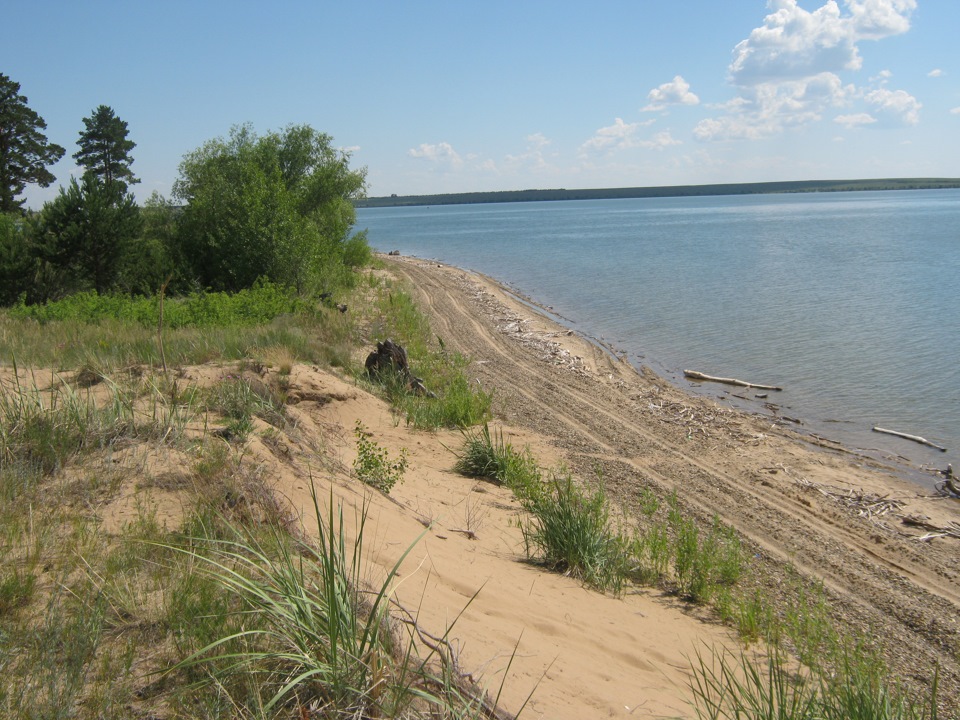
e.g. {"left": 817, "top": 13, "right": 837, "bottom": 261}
{"left": 927, "top": 68, "right": 944, "bottom": 78}
{"left": 639, "top": 131, "right": 683, "bottom": 150}
{"left": 579, "top": 118, "right": 673, "bottom": 155}
{"left": 643, "top": 75, "right": 700, "bottom": 111}
{"left": 579, "top": 118, "right": 643, "bottom": 154}
{"left": 504, "top": 133, "right": 552, "bottom": 170}
{"left": 834, "top": 112, "right": 877, "bottom": 128}
{"left": 730, "top": 0, "right": 861, "bottom": 84}
{"left": 951, "top": 107, "right": 960, "bottom": 115}
{"left": 847, "top": 0, "right": 915, "bottom": 39}
{"left": 863, "top": 86, "right": 921, "bottom": 124}
{"left": 698, "top": 0, "right": 917, "bottom": 141}
{"left": 408, "top": 142, "right": 462, "bottom": 167}
{"left": 695, "top": 72, "right": 852, "bottom": 140}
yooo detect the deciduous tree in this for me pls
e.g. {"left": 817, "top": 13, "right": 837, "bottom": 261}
{"left": 0, "top": 73, "right": 65, "bottom": 213}
{"left": 173, "top": 124, "right": 367, "bottom": 293}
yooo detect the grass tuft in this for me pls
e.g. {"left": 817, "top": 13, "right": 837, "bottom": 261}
{"left": 521, "top": 470, "right": 631, "bottom": 594}
{"left": 454, "top": 423, "right": 543, "bottom": 500}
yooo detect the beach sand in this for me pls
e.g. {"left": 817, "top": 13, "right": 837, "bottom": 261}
{"left": 93, "top": 255, "right": 960, "bottom": 718}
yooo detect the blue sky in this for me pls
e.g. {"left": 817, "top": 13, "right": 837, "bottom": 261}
{"left": 4, "top": 0, "right": 958, "bottom": 208}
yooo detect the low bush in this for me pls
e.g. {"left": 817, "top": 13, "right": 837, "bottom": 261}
{"left": 353, "top": 421, "right": 408, "bottom": 494}
{"left": 9, "top": 280, "right": 310, "bottom": 329}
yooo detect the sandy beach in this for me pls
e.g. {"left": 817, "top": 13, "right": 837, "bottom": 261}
{"left": 381, "top": 256, "right": 960, "bottom": 716}
{"left": 95, "top": 255, "right": 960, "bottom": 718}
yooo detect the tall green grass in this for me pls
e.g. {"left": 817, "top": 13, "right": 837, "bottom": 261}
{"left": 453, "top": 423, "right": 543, "bottom": 500}
{"left": 521, "top": 471, "right": 632, "bottom": 594}
{"left": 689, "top": 645, "right": 939, "bottom": 720}
{"left": 159, "top": 487, "right": 492, "bottom": 718}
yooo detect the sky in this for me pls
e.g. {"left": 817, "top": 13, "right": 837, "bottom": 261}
{"left": 4, "top": 0, "right": 959, "bottom": 208}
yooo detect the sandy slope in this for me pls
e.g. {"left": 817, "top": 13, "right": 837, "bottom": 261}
{"left": 89, "top": 255, "right": 960, "bottom": 718}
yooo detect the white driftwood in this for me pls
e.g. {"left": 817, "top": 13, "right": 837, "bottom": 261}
{"left": 683, "top": 370, "right": 783, "bottom": 392}
{"left": 871, "top": 426, "right": 947, "bottom": 452}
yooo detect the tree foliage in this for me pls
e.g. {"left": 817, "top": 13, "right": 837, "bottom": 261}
{"left": 73, "top": 105, "right": 138, "bottom": 191}
{"left": 37, "top": 175, "right": 143, "bottom": 295}
{"left": 0, "top": 213, "right": 33, "bottom": 304}
{"left": 172, "top": 124, "right": 367, "bottom": 293}
{"left": 0, "top": 73, "right": 66, "bottom": 213}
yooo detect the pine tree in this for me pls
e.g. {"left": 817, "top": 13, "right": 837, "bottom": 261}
{"left": 0, "top": 73, "right": 66, "bottom": 213}
{"left": 73, "top": 105, "right": 138, "bottom": 190}
{"left": 39, "top": 175, "right": 142, "bottom": 294}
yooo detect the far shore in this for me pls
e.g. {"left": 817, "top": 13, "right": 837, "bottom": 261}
{"left": 357, "top": 177, "right": 960, "bottom": 208}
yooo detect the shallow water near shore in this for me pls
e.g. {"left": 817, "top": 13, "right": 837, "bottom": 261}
{"left": 358, "top": 189, "right": 960, "bottom": 482}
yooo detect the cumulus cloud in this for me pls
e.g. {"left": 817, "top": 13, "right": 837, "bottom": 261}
{"left": 698, "top": 0, "right": 917, "bottom": 141}
{"left": 695, "top": 71, "right": 854, "bottom": 140}
{"left": 643, "top": 75, "right": 700, "bottom": 111}
{"left": 863, "top": 86, "right": 921, "bottom": 124}
{"left": 834, "top": 112, "right": 877, "bottom": 128}
{"left": 579, "top": 118, "right": 644, "bottom": 154}
{"left": 951, "top": 107, "right": 960, "bottom": 115}
{"left": 927, "top": 68, "right": 944, "bottom": 78}
{"left": 408, "top": 142, "right": 462, "bottom": 167}
{"left": 579, "top": 118, "right": 671, "bottom": 155}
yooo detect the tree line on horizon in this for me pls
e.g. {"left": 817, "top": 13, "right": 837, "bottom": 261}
{"left": 356, "top": 179, "right": 960, "bottom": 208}
{"left": 0, "top": 71, "right": 370, "bottom": 306}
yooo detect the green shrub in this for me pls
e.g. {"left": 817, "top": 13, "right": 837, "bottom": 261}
{"left": 667, "top": 501, "right": 742, "bottom": 603}
{"left": 9, "top": 280, "right": 310, "bottom": 328}
{"left": 353, "top": 421, "right": 408, "bottom": 494}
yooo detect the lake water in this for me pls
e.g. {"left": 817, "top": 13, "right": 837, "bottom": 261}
{"left": 357, "top": 190, "right": 960, "bottom": 482}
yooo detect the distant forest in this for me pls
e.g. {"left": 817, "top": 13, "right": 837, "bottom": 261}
{"left": 355, "top": 178, "right": 960, "bottom": 208}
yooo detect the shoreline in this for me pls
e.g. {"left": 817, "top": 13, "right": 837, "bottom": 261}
{"left": 385, "top": 253, "right": 960, "bottom": 713}
{"left": 391, "top": 253, "right": 950, "bottom": 493}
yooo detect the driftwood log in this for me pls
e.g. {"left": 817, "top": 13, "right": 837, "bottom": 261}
{"left": 365, "top": 339, "right": 435, "bottom": 397}
{"left": 683, "top": 370, "right": 783, "bottom": 391}
{"left": 871, "top": 426, "right": 947, "bottom": 452}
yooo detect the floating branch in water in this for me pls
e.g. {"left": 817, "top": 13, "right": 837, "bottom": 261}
{"left": 683, "top": 370, "right": 783, "bottom": 391}
{"left": 871, "top": 426, "right": 947, "bottom": 452}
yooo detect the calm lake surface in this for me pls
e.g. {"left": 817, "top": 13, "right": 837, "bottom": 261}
{"left": 357, "top": 190, "right": 960, "bottom": 482}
